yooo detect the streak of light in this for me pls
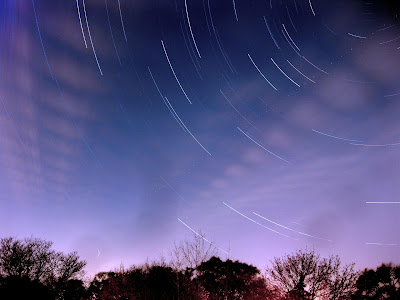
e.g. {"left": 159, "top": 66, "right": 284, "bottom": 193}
{"left": 221, "top": 74, "right": 262, "bottom": 122}
{"left": 117, "top": 0, "right": 128, "bottom": 42}
{"left": 32, "top": 0, "right": 103, "bottom": 169}
{"left": 350, "top": 142, "right": 400, "bottom": 147}
{"left": 177, "top": 218, "right": 229, "bottom": 254}
{"left": 164, "top": 97, "right": 212, "bottom": 156}
{"left": 0, "top": 97, "right": 33, "bottom": 162}
{"left": 247, "top": 54, "right": 277, "bottom": 90}
{"left": 209, "top": 39, "right": 228, "bottom": 74}
{"left": 75, "top": 0, "right": 88, "bottom": 48}
{"left": 348, "top": 32, "right": 367, "bottom": 39}
{"left": 365, "top": 242, "right": 399, "bottom": 246}
{"left": 31, "top": 0, "right": 54, "bottom": 79}
{"left": 263, "top": 17, "right": 280, "bottom": 50}
{"left": 253, "top": 212, "right": 332, "bottom": 242}
{"left": 270, "top": 58, "right": 301, "bottom": 87}
{"left": 285, "top": 4, "right": 297, "bottom": 32}
{"left": 366, "top": 202, "right": 400, "bottom": 204}
{"left": 312, "top": 129, "right": 363, "bottom": 143}
{"left": 220, "top": 90, "right": 258, "bottom": 130}
{"left": 54, "top": 77, "right": 104, "bottom": 170}
{"left": 214, "top": 29, "right": 237, "bottom": 73}
{"left": 291, "top": 221, "right": 308, "bottom": 227}
{"left": 308, "top": 0, "right": 316, "bottom": 16}
{"left": 127, "top": 53, "right": 153, "bottom": 105}
{"left": 282, "top": 24, "right": 300, "bottom": 51}
{"left": 207, "top": 0, "right": 237, "bottom": 73}
{"left": 202, "top": 0, "right": 212, "bottom": 36}
{"left": 117, "top": 100, "right": 134, "bottom": 129}
{"left": 286, "top": 60, "right": 315, "bottom": 83}
{"left": 223, "top": 202, "right": 297, "bottom": 240}
{"left": 377, "top": 24, "right": 394, "bottom": 31}
{"left": 161, "top": 40, "right": 192, "bottom": 104}
{"left": 232, "top": 0, "right": 239, "bottom": 21}
{"left": 147, "top": 67, "right": 186, "bottom": 132}
{"left": 379, "top": 35, "right": 400, "bottom": 44}
{"left": 345, "top": 79, "right": 376, "bottom": 84}
{"left": 281, "top": 28, "right": 301, "bottom": 57}
{"left": 82, "top": 0, "right": 103, "bottom": 75}
{"left": 322, "top": 21, "right": 337, "bottom": 35}
{"left": 105, "top": 0, "right": 122, "bottom": 66}
{"left": 206, "top": 0, "right": 220, "bottom": 46}
{"left": 302, "top": 56, "right": 329, "bottom": 74}
{"left": 384, "top": 91, "right": 400, "bottom": 98}
{"left": 237, "top": 127, "right": 289, "bottom": 163}
{"left": 273, "top": 18, "right": 288, "bottom": 49}
{"left": 163, "top": 96, "right": 187, "bottom": 132}
{"left": 147, "top": 67, "right": 164, "bottom": 98}
{"left": 97, "top": 249, "right": 101, "bottom": 257}
{"left": 160, "top": 176, "right": 185, "bottom": 202}
{"left": 293, "top": 0, "right": 298, "bottom": 13}
{"left": 184, "top": 0, "right": 202, "bottom": 58}
{"left": 180, "top": 16, "right": 202, "bottom": 70}
{"left": 180, "top": 21, "right": 203, "bottom": 80}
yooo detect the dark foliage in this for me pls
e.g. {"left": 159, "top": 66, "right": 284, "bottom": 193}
{"left": 0, "top": 275, "right": 54, "bottom": 300}
{"left": 0, "top": 237, "right": 87, "bottom": 300}
{"left": 352, "top": 263, "right": 400, "bottom": 299}
{"left": 194, "top": 256, "right": 276, "bottom": 300}
{"left": 2, "top": 235, "right": 400, "bottom": 300}
{"left": 89, "top": 264, "right": 206, "bottom": 300}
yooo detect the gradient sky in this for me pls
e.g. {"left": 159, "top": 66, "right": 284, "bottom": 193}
{"left": 1, "top": 0, "right": 400, "bottom": 276}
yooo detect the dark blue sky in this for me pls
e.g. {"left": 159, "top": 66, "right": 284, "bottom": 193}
{"left": 1, "top": 0, "right": 400, "bottom": 275}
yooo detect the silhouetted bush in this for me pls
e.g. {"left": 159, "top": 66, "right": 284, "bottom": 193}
{"left": 352, "top": 263, "right": 400, "bottom": 299}
{"left": 0, "top": 237, "right": 87, "bottom": 300}
{"left": 89, "top": 263, "right": 206, "bottom": 300}
{"left": 194, "top": 256, "right": 277, "bottom": 300}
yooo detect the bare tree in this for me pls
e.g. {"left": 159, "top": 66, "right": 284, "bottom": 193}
{"left": 328, "top": 259, "right": 358, "bottom": 300}
{"left": 268, "top": 249, "right": 358, "bottom": 300}
{"left": 169, "top": 231, "right": 218, "bottom": 271}
{"left": 169, "top": 232, "right": 218, "bottom": 300}
{"left": 0, "top": 237, "right": 85, "bottom": 282}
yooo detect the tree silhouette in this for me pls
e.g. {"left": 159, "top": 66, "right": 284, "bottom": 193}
{"left": 90, "top": 262, "right": 206, "bottom": 300}
{"left": 268, "top": 249, "right": 358, "bottom": 300}
{"left": 169, "top": 231, "right": 218, "bottom": 271}
{"left": 0, "top": 236, "right": 86, "bottom": 300}
{"left": 194, "top": 256, "right": 273, "bottom": 299}
{"left": 62, "top": 279, "right": 89, "bottom": 300}
{"left": 353, "top": 263, "right": 400, "bottom": 299}
{"left": 169, "top": 231, "right": 219, "bottom": 299}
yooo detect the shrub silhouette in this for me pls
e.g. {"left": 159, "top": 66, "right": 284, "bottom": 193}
{"left": 0, "top": 237, "right": 86, "bottom": 300}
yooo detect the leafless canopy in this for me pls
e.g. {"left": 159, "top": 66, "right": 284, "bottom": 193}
{"left": 0, "top": 236, "right": 86, "bottom": 284}
{"left": 169, "top": 231, "right": 218, "bottom": 271}
{"left": 268, "top": 248, "right": 358, "bottom": 300}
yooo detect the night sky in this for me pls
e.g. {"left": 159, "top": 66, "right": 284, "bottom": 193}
{"left": 1, "top": 0, "right": 400, "bottom": 276}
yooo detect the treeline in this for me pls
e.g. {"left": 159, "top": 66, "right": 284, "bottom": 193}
{"left": 0, "top": 236, "right": 399, "bottom": 299}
